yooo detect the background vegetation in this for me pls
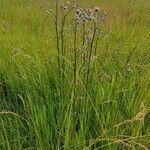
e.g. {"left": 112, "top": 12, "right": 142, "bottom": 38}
{"left": 0, "top": 0, "right": 150, "bottom": 149}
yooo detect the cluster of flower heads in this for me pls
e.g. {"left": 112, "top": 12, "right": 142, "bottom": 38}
{"left": 75, "top": 7, "right": 107, "bottom": 24}
{"left": 55, "top": 1, "right": 107, "bottom": 24}
{"left": 75, "top": 8, "right": 94, "bottom": 23}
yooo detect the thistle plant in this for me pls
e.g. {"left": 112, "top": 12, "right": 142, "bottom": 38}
{"left": 54, "top": 0, "right": 61, "bottom": 82}
{"left": 73, "top": 6, "right": 107, "bottom": 89}
{"left": 53, "top": 0, "right": 74, "bottom": 97}
{"left": 52, "top": 1, "right": 108, "bottom": 95}
{"left": 48, "top": 3, "right": 108, "bottom": 143}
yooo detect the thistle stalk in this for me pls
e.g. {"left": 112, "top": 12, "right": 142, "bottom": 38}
{"left": 54, "top": 0, "right": 61, "bottom": 82}
{"left": 86, "top": 22, "right": 97, "bottom": 89}
{"left": 61, "top": 10, "right": 66, "bottom": 85}
{"left": 73, "top": 23, "right": 78, "bottom": 88}
{"left": 82, "top": 21, "right": 86, "bottom": 68}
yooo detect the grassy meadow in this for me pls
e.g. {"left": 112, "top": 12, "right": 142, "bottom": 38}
{"left": 0, "top": 0, "right": 150, "bottom": 149}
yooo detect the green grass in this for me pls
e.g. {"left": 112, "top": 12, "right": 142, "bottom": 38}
{"left": 0, "top": 0, "right": 150, "bottom": 149}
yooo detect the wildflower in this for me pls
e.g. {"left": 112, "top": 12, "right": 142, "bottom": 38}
{"left": 86, "top": 8, "right": 93, "bottom": 15}
{"left": 61, "top": 5, "right": 67, "bottom": 11}
{"left": 66, "top": 1, "right": 70, "bottom": 5}
{"left": 74, "top": 7, "right": 104, "bottom": 23}
{"left": 104, "top": 12, "right": 108, "bottom": 17}
{"left": 89, "top": 8, "right": 94, "bottom": 13}
{"left": 73, "top": 4, "right": 78, "bottom": 9}
{"left": 89, "top": 16, "right": 95, "bottom": 21}
{"left": 83, "top": 14, "right": 89, "bottom": 22}
{"left": 94, "top": 7, "right": 100, "bottom": 12}
{"left": 75, "top": 14, "right": 80, "bottom": 24}
{"left": 76, "top": 9, "right": 80, "bottom": 14}
{"left": 100, "top": 13, "right": 108, "bottom": 22}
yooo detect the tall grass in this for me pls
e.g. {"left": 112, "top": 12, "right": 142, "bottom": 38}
{"left": 0, "top": 0, "right": 150, "bottom": 149}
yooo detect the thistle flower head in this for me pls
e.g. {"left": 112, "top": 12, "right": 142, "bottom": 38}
{"left": 104, "top": 12, "right": 108, "bottom": 17}
{"left": 94, "top": 7, "right": 100, "bottom": 12}
{"left": 87, "top": 8, "right": 93, "bottom": 15}
{"left": 83, "top": 14, "right": 90, "bottom": 22}
{"left": 100, "top": 12, "right": 108, "bottom": 22}
{"left": 76, "top": 9, "right": 80, "bottom": 14}
{"left": 61, "top": 5, "right": 67, "bottom": 11}
{"left": 89, "top": 16, "right": 95, "bottom": 21}
{"left": 73, "top": 4, "right": 78, "bottom": 9}
{"left": 66, "top": 1, "right": 70, "bottom": 5}
{"left": 75, "top": 14, "right": 80, "bottom": 24}
{"left": 74, "top": 7, "right": 104, "bottom": 23}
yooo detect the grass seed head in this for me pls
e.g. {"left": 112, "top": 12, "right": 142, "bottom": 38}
{"left": 134, "top": 102, "right": 145, "bottom": 122}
